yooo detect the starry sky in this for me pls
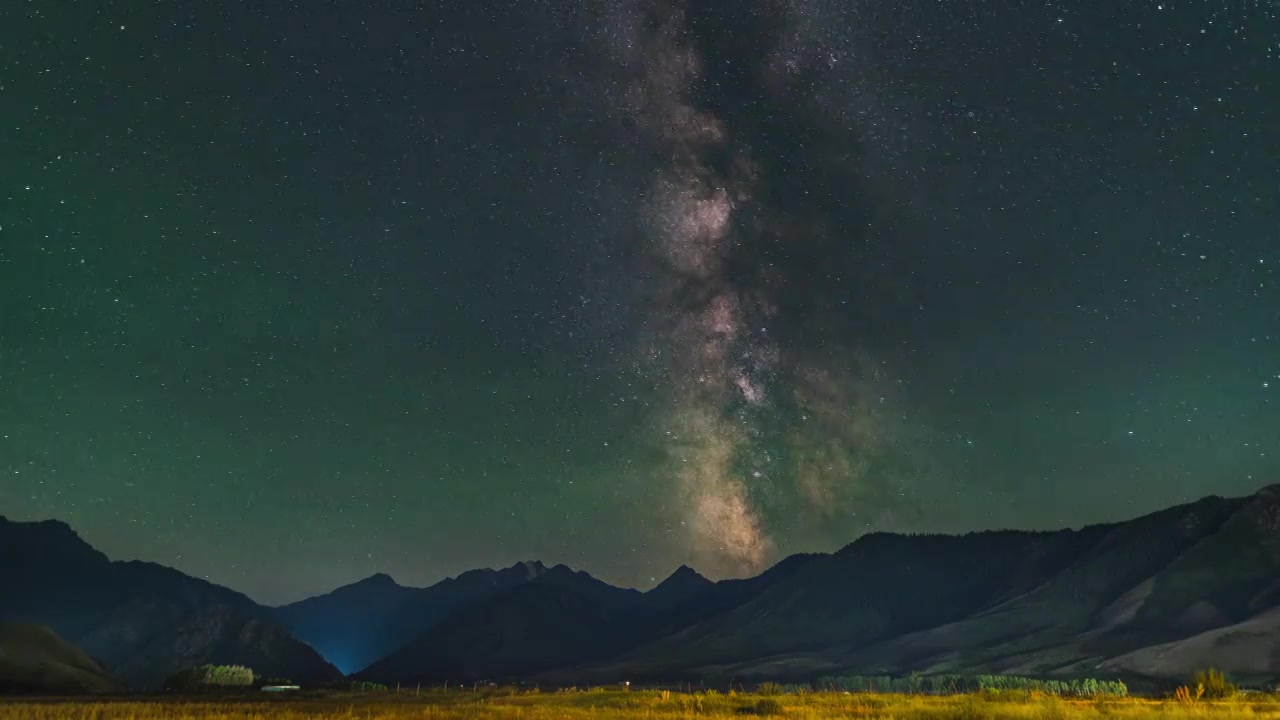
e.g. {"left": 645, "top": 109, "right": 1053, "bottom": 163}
{"left": 2, "top": 0, "right": 1277, "bottom": 605}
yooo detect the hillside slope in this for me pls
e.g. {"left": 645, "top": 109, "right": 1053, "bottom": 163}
{"left": 1097, "top": 606, "right": 1280, "bottom": 681}
{"left": 640, "top": 486, "right": 1280, "bottom": 682}
{"left": 0, "top": 623, "right": 123, "bottom": 694}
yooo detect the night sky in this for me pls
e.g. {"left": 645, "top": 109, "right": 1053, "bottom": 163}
{"left": 2, "top": 1, "right": 1278, "bottom": 605}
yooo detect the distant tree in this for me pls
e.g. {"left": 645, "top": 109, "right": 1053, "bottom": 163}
{"left": 746, "top": 697, "right": 784, "bottom": 715}
{"left": 349, "top": 680, "right": 389, "bottom": 692}
{"left": 816, "top": 673, "right": 1125, "bottom": 697}
{"left": 164, "top": 664, "right": 254, "bottom": 691}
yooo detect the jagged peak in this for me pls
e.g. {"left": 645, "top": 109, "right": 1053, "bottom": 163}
{"left": 514, "top": 559, "right": 548, "bottom": 573}
{"left": 0, "top": 516, "right": 109, "bottom": 563}
{"left": 1251, "top": 483, "right": 1280, "bottom": 502}
{"left": 0, "top": 516, "right": 79, "bottom": 535}
{"left": 494, "top": 559, "right": 548, "bottom": 580}
{"left": 533, "top": 563, "right": 619, "bottom": 589}
{"left": 1239, "top": 483, "right": 1280, "bottom": 537}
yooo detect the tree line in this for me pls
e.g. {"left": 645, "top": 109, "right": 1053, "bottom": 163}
{"left": 164, "top": 665, "right": 255, "bottom": 690}
{"left": 811, "top": 673, "right": 1129, "bottom": 697}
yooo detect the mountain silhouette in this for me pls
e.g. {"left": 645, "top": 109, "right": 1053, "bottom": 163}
{"left": 644, "top": 565, "right": 714, "bottom": 611}
{"left": 0, "top": 517, "right": 341, "bottom": 689}
{"left": 272, "top": 561, "right": 549, "bottom": 674}
{"left": 6, "top": 484, "right": 1279, "bottom": 688}
{"left": 354, "top": 485, "right": 1280, "bottom": 685}
{"left": 356, "top": 564, "right": 644, "bottom": 683}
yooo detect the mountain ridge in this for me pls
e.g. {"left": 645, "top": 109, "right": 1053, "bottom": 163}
{"left": 354, "top": 485, "right": 1280, "bottom": 685}
{"left": 272, "top": 559, "right": 553, "bottom": 674}
{"left": 4, "top": 484, "right": 1278, "bottom": 687}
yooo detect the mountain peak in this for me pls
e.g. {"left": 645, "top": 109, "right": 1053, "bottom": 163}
{"left": 1240, "top": 483, "right": 1280, "bottom": 549}
{"left": 505, "top": 560, "right": 548, "bottom": 579}
{"left": 359, "top": 572, "right": 400, "bottom": 587}
{"left": 1, "top": 516, "right": 81, "bottom": 538}
{"left": 0, "top": 516, "right": 110, "bottom": 567}
{"left": 330, "top": 572, "right": 410, "bottom": 599}
{"left": 656, "top": 564, "right": 709, "bottom": 587}
{"left": 544, "top": 563, "right": 582, "bottom": 579}
{"left": 1252, "top": 483, "right": 1280, "bottom": 505}
{"left": 532, "top": 564, "right": 622, "bottom": 593}
{"left": 644, "top": 564, "right": 712, "bottom": 608}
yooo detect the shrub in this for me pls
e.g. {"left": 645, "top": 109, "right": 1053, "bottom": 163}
{"left": 1174, "top": 685, "right": 1204, "bottom": 702}
{"left": 1191, "top": 668, "right": 1236, "bottom": 699}
{"left": 756, "top": 682, "right": 784, "bottom": 695}
{"left": 738, "top": 697, "right": 784, "bottom": 716}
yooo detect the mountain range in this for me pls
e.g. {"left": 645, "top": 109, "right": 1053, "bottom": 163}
{"left": 3, "top": 484, "right": 1278, "bottom": 691}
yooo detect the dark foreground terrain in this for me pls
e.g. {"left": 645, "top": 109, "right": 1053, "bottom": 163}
{"left": 4, "top": 688, "right": 1280, "bottom": 720}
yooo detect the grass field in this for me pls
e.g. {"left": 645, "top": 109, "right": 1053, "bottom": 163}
{"left": 4, "top": 689, "right": 1280, "bottom": 720}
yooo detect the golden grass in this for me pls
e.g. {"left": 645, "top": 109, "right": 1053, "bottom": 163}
{"left": 3, "top": 689, "right": 1280, "bottom": 720}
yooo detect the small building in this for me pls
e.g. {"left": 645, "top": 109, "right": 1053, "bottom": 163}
{"left": 261, "top": 685, "right": 301, "bottom": 692}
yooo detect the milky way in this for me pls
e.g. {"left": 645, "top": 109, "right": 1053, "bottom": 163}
{"left": 575, "top": 0, "right": 932, "bottom": 574}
